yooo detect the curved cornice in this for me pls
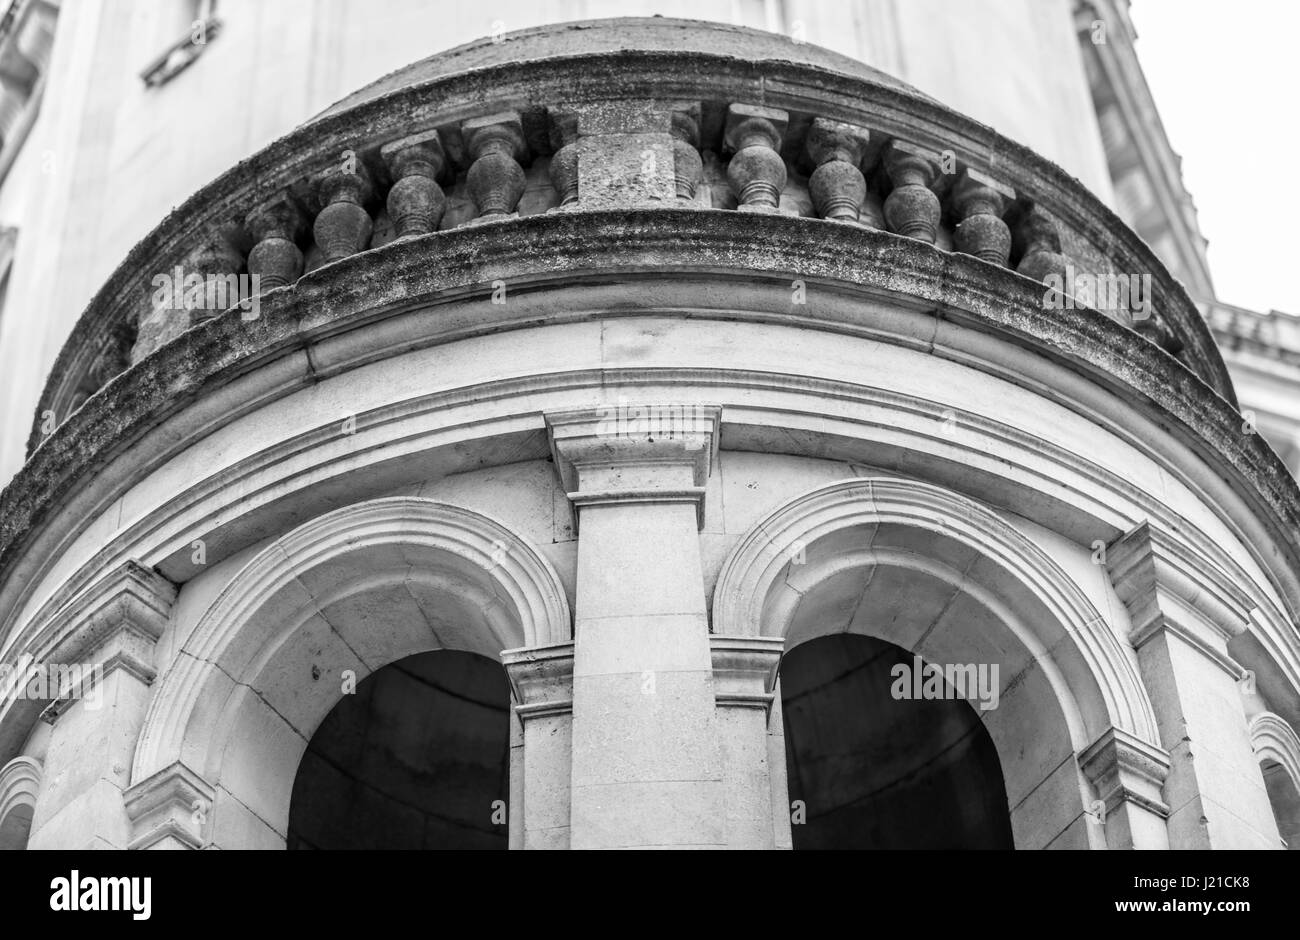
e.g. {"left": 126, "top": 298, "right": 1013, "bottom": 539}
{"left": 1, "top": 210, "right": 1293, "bottom": 634}
{"left": 29, "top": 21, "right": 1232, "bottom": 456}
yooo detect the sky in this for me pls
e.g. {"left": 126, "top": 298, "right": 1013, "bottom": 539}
{"left": 1130, "top": 0, "right": 1300, "bottom": 313}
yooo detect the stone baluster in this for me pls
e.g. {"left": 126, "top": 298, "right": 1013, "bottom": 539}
{"left": 806, "top": 117, "right": 870, "bottom": 224}
{"left": 245, "top": 196, "right": 305, "bottom": 291}
{"left": 380, "top": 130, "right": 447, "bottom": 238}
{"left": 1014, "top": 207, "right": 1068, "bottom": 283}
{"left": 725, "top": 104, "right": 788, "bottom": 212}
{"left": 463, "top": 111, "right": 527, "bottom": 222}
{"left": 313, "top": 159, "right": 373, "bottom": 263}
{"left": 548, "top": 113, "right": 579, "bottom": 208}
{"left": 952, "top": 168, "right": 1014, "bottom": 266}
{"left": 671, "top": 111, "right": 703, "bottom": 201}
{"left": 548, "top": 144, "right": 579, "bottom": 207}
{"left": 882, "top": 140, "right": 942, "bottom": 243}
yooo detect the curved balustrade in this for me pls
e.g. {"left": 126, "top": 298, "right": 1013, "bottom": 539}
{"left": 26, "top": 18, "right": 1234, "bottom": 459}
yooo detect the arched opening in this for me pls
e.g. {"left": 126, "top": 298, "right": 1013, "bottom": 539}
{"left": 1260, "top": 760, "right": 1300, "bottom": 849}
{"left": 0, "top": 757, "right": 40, "bottom": 851}
{"left": 287, "top": 650, "right": 511, "bottom": 850}
{"left": 715, "top": 478, "right": 1166, "bottom": 850}
{"left": 129, "top": 498, "right": 572, "bottom": 849}
{"left": 0, "top": 803, "right": 33, "bottom": 850}
{"left": 781, "top": 634, "right": 1013, "bottom": 849}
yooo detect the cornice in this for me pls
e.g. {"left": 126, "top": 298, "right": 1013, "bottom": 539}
{"left": 2, "top": 211, "right": 1292, "bottom": 642}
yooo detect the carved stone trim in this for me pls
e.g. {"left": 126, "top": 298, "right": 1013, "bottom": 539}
{"left": 1107, "top": 521, "right": 1254, "bottom": 677}
{"left": 1079, "top": 726, "right": 1172, "bottom": 819}
{"left": 709, "top": 636, "right": 784, "bottom": 715}
{"left": 545, "top": 404, "right": 721, "bottom": 530}
{"left": 123, "top": 761, "right": 216, "bottom": 850}
{"left": 501, "top": 642, "right": 575, "bottom": 720}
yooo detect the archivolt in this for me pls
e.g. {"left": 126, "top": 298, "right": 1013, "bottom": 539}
{"left": 129, "top": 497, "right": 570, "bottom": 785}
{"left": 712, "top": 477, "right": 1160, "bottom": 748}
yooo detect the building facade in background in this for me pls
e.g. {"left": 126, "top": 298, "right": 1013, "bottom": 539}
{"left": 0, "top": 1, "right": 1296, "bottom": 850}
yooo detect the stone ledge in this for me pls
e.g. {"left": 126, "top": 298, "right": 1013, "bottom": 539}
{"left": 1, "top": 210, "right": 1296, "bottom": 639}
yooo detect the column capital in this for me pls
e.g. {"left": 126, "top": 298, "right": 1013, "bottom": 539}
{"left": 1106, "top": 521, "right": 1254, "bottom": 676}
{"left": 709, "top": 635, "right": 784, "bottom": 715}
{"left": 1079, "top": 727, "right": 1171, "bottom": 821}
{"left": 501, "top": 642, "right": 574, "bottom": 721}
{"left": 545, "top": 404, "right": 721, "bottom": 528}
{"left": 20, "top": 561, "right": 175, "bottom": 724}
{"left": 123, "top": 761, "right": 215, "bottom": 850}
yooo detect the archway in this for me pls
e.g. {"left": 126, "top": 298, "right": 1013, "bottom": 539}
{"left": 1250, "top": 712, "right": 1300, "bottom": 849}
{"left": 782, "top": 634, "right": 1013, "bottom": 849}
{"left": 129, "top": 497, "right": 571, "bottom": 849}
{"left": 287, "top": 650, "right": 511, "bottom": 850}
{"left": 714, "top": 477, "right": 1164, "bottom": 849}
{"left": 0, "top": 757, "right": 40, "bottom": 850}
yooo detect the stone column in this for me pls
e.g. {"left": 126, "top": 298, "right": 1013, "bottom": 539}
{"left": 710, "top": 635, "right": 785, "bottom": 848}
{"left": 25, "top": 562, "right": 176, "bottom": 849}
{"left": 546, "top": 404, "right": 725, "bottom": 848}
{"left": 1107, "top": 522, "right": 1282, "bottom": 848}
{"left": 501, "top": 642, "right": 574, "bottom": 849}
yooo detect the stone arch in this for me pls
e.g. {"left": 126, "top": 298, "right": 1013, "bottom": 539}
{"left": 712, "top": 477, "right": 1163, "bottom": 849}
{"left": 128, "top": 497, "right": 570, "bottom": 848}
{"left": 0, "top": 756, "right": 41, "bottom": 850}
{"left": 1249, "top": 711, "right": 1300, "bottom": 848}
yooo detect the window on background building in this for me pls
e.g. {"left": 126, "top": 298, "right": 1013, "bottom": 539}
{"left": 0, "top": 0, "right": 59, "bottom": 184}
{"left": 140, "top": 0, "right": 221, "bottom": 89}
{"left": 0, "top": 226, "right": 16, "bottom": 346}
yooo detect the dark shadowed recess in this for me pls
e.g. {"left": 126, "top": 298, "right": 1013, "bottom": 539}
{"left": 287, "top": 650, "right": 510, "bottom": 850}
{"left": 782, "top": 634, "right": 1014, "bottom": 850}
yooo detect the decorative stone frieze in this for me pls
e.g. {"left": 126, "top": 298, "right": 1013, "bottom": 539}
{"left": 725, "top": 103, "right": 788, "bottom": 212}
{"left": 380, "top": 130, "right": 447, "bottom": 238}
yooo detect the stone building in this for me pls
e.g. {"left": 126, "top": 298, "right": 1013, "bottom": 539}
{"left": 0, "top": 2, "right": 1297, "bottom": 850}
